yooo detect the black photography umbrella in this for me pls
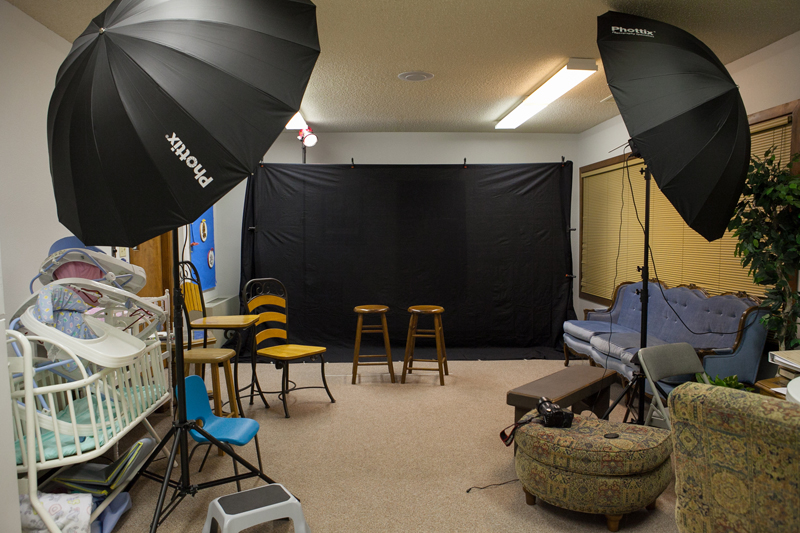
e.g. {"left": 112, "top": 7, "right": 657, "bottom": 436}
{"left": 596, "top": 11, "right": 749, "bottom": 423}
{"left": 48, "top": 0, "right": 320, "bottom": 247}
{"left": 597, "top": 11, "right": 750, "bottom": 242}
{"left": 46, "top": 0, "right": 320, "bottom": 529}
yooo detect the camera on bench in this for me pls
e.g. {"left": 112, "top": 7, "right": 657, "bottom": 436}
{"left": 537, "top": 397, "right": 574, "bottom": 428}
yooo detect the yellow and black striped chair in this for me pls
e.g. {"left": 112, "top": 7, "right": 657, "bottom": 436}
{"left": 243, "top": 278, "right": 335, "bottom": 418}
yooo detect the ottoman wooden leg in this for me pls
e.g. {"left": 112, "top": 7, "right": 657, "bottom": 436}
{"left": 523, "top": 487, "right": 536, "bottom": 506}
{"left": 606, "top": 514, "right": 623, "bottom": 532}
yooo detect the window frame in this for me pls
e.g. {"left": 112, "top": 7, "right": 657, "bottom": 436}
{"left": 578, "top": 99, "right": 800, "bottom": 306}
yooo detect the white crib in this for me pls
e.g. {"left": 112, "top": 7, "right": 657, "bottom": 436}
{"left": 8, "top": 280, "right": 173, "bottom": 532}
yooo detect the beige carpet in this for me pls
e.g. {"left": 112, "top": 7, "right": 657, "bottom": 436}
{"left": 115, "top": 359, "right": 678, "bottom": 532}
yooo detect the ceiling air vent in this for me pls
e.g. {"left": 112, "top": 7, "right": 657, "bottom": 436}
{"left": 398, "top": 71, "right": 434, "bottom": 82}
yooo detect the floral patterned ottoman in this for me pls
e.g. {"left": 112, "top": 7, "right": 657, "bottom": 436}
{"left": 515, "top": 414, "right": 672, "bottom": 531}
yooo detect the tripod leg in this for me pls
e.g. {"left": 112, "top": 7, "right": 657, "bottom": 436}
{"left": 150, "top": 430, "right": 182, "bottom": 533}
{"left": 638, "top": 377, "right": 646, "bottom": 424}
{"left": 602, "top": 375, "right": 638, "bottom": 420}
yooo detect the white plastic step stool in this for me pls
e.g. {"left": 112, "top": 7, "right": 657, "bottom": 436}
{"left": 202, "top": 484, "right": 310, "bottom": 533}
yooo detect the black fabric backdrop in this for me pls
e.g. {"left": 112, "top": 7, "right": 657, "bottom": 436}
{"left": 238, "top": 163, "right": 576, "bottom": 356}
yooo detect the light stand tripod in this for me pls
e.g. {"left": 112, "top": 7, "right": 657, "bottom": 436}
{"left": 132, "top": 229, "right": 275, "bottom": 532}
{"left": 602, "top": 161, "right": 651, "bottom": 425}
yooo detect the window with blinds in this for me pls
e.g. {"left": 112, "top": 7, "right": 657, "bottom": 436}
{"left": 580, "top": 112, "right": 794, "bottom": 303}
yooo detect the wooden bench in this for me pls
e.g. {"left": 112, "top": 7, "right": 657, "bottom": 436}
{"left": 507, "top": 365, "right": 619, "bottom": 422}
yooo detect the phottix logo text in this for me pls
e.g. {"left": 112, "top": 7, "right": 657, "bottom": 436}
{"left": 165, "top": 133, "right": 214, "bottom": 188}
{"left": 611, "top": 26, "right": 655, "bottom": 37}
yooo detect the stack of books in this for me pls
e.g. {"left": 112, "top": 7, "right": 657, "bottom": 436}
{"left": 768, "top": 350, "right": 800, "bottom": 381}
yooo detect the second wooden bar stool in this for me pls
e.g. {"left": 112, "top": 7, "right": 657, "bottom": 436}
{"left": 401, "top": 305, "right": 449, "bottom": 386}
{"left": 352, "top": 305, "right": 396, "bottom": 383}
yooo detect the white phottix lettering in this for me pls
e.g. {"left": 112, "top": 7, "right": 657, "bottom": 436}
{"left": 165, "top": 133, "right": 214, "bottom": 188}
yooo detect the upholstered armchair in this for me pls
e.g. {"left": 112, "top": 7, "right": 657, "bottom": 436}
{"left": 669, "top": 382, "right": 800, "bottom": 532}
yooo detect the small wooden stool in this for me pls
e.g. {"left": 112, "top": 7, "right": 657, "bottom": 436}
{"left": 401, "top": 305, "right": 448, "bottom": 386}
{"left": 352, "top": 305, "right": 396, "bottom": 384}
{"left": 183, "top": 348, "right": 239, "bottom": 419}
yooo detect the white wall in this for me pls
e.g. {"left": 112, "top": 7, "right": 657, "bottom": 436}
{"left": 0, "top": 1, "right": 72, "bottom": 315}
{"left": 0, "top": 242, "right": 22, "bottom": 532}
{"left": 572, "top": 30, "right": 800, "bottom": 315}
{"left": 0, "top": 4, "right": 71, "bottom": 526}
{"left": 727, "top": 30, "right": 800, "bottom": 114}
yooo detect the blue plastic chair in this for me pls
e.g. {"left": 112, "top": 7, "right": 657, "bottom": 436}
{"left": 183, "top": 375, "right": 264, "bottom": 490}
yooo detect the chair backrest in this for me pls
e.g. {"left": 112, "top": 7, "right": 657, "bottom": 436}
{"left": 178, "top": 261, "right": 210, "bottom": 344}
{"left": 639, "top": 342, "right": 710, "bottom": 429}
{"left": 638, "top": 342, "right": 706, "bottom": 383}
{"left": 183, "top": 375, "right": 214, "bottom": 424}
{"left": 242, "top": 278, "right": 288, "bottom": 349}
{"left": 178, "top": 261, "right": 207, "bottom": 316}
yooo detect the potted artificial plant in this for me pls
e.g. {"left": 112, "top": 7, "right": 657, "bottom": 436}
{"left": 728, "top": 147, "right": 800, "bottom": 350}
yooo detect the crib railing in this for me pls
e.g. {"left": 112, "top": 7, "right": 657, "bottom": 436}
{"left": 8, "top": 334, "right": 169, "bottom": 472}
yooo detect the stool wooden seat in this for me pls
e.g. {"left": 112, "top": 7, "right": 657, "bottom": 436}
{"left": 352, "top": 305, "right": 395, "bottom": 384}
{"left": 401, "top": 305, "right": 448, "bottom": 385}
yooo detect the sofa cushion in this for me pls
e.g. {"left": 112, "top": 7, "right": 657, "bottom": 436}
{"left": 563, "top": 320, "right": 638, "bottom": 342}
{"left": 515, "top": 414, "right": 671, "bottom": 476}
{"left": 590, "top": 332, "right": 667, "bottom": 364}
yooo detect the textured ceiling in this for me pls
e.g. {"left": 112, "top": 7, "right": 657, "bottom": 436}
{"left": 11, "top": 0, "right": 800, "bottom": 133}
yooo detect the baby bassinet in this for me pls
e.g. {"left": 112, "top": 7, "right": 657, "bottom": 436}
{"left": 8, "top": 281, "right": 172, "bottom": 532}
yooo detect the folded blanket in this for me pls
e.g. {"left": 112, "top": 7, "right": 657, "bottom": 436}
{"left": 19, "top": 491, "right": 93, "bottom": 533}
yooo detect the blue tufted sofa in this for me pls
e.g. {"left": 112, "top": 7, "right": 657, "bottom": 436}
{"left": 563, "top": 281, "right": 770, "bottom": 386}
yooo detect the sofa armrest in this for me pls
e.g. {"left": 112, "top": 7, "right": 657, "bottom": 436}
{"left": 584, "top": 307, "right": 610, "bottom": 321}
{"left": 695, "top": 347, "right": 733, "bottom": 360}
{"left": 701, "top": 308, "right": 768, "bottom": 384}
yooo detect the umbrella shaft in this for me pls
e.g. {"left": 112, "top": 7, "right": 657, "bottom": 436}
{"left": 640, "top": 168, "right": 651, "bottom": 350}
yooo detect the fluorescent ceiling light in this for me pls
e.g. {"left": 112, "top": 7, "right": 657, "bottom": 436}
{"left": 496, "top": 58, "right": 598, "bottom": 130}
{"left": 285, "top": 112, "right": 308, "bottom": 130}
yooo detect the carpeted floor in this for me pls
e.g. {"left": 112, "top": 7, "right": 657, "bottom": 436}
{"left": 110, "top": 359, "right": 677, "bottom": 532}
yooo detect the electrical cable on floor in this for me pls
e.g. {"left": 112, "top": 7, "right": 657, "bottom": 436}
{"left": 466, "top": 479, "right": 519, "bottom": 493}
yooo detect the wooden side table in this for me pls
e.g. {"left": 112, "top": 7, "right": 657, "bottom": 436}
{"left": 754, "top": 375, "right": 789, "bottom": 399}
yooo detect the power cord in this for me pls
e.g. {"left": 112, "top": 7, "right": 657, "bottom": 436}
{"left": 466, "top": 479, "right": 519, "bottom": 493}
{"left": 622, "top": 164, "right": 756, "bottom": 338}
{"left": 586, "top": 150, "right": 635, "bottom": 420}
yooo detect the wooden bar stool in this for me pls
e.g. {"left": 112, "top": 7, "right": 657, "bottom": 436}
{"left": 183, "top": 349, "right": 239, "bottom": 419}
{"left": 184, "top": 348, "right": 239, "bottom": 456}
{"left": 401, "top": 305, "right": 449, "bottom": 386}
{"left": 352, "top": 305, "right": 396, "bottom": 384}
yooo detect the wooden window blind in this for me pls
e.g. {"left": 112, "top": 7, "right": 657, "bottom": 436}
{"left": 580, "top": 109, "right": 794, "bottom": 304}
